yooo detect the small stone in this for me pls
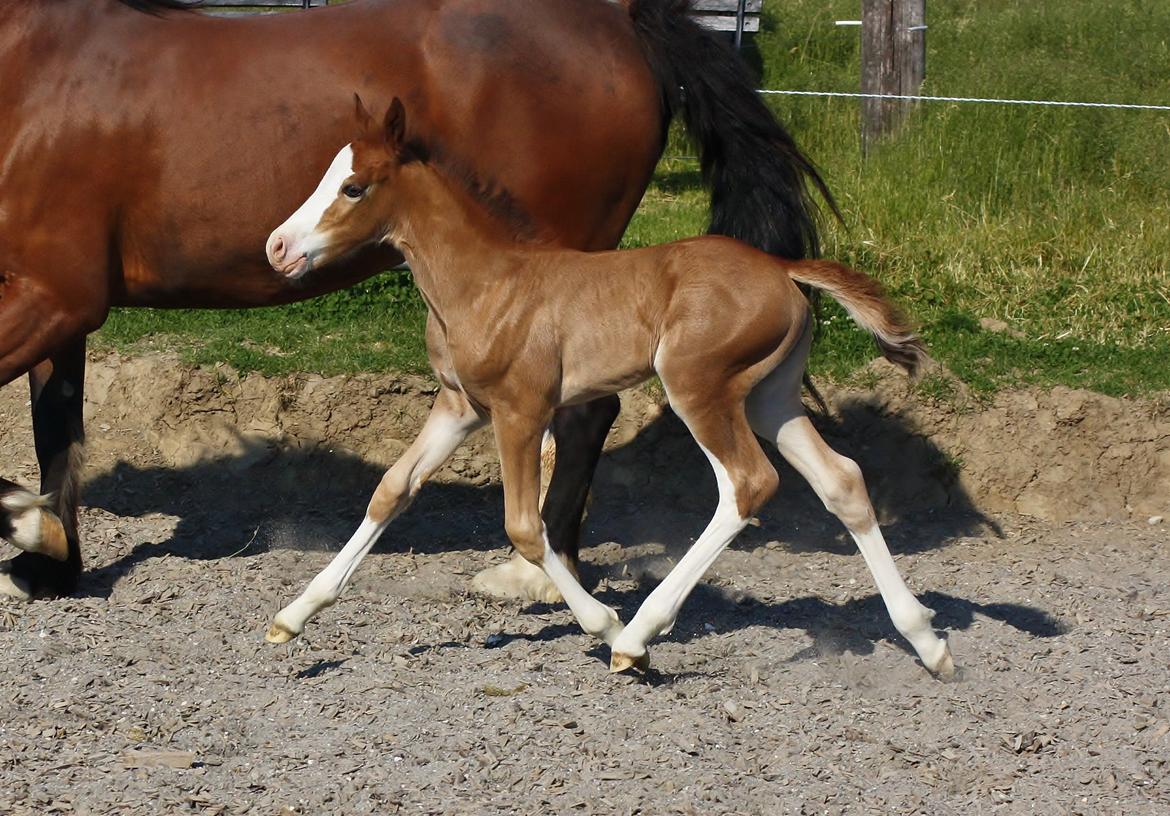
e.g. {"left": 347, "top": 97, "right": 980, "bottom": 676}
{"left": 722, "top": 701, "right": 744, "bottom": 722}
{"left": 979, "top": 317, "right": 1025, "bottom": 338}
{"left": 1148, "top": 516, "right": 1163, "bottom": 525}
{"left": 121, "top": 749, "right": 196, "bottom": 769}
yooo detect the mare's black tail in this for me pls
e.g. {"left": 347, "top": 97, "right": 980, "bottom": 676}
{"left": 627, "top": 0, "right": 839, "bottom": 259}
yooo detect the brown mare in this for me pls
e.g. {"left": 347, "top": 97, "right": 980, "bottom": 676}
{"left": 262, "top": 98, "right": 955, "bottom": 677}
{"left": 0, "top": 0, "right": 831, "bottom": 600}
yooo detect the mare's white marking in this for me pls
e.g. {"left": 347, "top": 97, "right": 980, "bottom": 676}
{"left": 612, "top": 442, "right": 748, "bottom": 661}
{"left": 1, "top": 492, "right": 45, "bottom": 552}
{"left": 266, "top": 144, "right": 355, "bottom": 272}
{"left": 470, "top": 550, "right": 562, "bottom": 603}
{"left": 537, "top": 536, "right": 624, "bottom": 645}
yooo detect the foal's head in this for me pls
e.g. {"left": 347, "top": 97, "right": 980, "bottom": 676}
{"left": 266, "top": 96, "right": 419, "bottom": 279}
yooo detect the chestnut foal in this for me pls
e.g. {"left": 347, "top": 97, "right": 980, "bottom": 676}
{"left": 264, "top": 99, "right": 954, "bottom": 677}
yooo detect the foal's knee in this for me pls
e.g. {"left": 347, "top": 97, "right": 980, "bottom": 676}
{"left": 504, "top": 513, "right": 546, "bottom": 565}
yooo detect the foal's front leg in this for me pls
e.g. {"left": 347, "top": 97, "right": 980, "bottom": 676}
{"left": 266, "top": 387, "right": 485, "bottom": 643}
{"left": 493, "top": 412, "right": 627, "bottom": 649}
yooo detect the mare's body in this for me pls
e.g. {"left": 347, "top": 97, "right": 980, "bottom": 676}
{"left": 0, "top": 0, "right": 828, "bottom": 600}
{"left": 263, "top": 101, "right": 954, "bottom": 676}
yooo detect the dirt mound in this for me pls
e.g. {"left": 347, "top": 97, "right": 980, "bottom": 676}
{"left": 66, "top": 352, "right": 1170, "bottom": 525}
{"left": 818, "top": 361, "right": 1170, "bottom": 523}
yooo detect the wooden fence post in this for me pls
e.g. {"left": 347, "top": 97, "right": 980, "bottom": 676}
{"left": 861, "top": 0, "right": 926, "bottom": 154}
{"left": 897, "top": 0, "right": 926, "bottom": 100}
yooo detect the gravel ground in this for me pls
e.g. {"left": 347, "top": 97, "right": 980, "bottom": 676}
{"left": 1, "top": 359, "right": 1168, "bottom": 814}
{"left": 1, "top": 491, "right": 1167, "bottom": 814}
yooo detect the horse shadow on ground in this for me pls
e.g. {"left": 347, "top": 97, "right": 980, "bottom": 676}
{"left": 498, "top": 586, "right": 1065, "bottom": 678}
{"left": 80, "top": 394, "right": 1051, "bottom": 660}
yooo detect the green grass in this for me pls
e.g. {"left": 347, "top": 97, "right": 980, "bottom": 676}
{"left": 99, "top": 272, "right": 431, "bottom": 376}
{"left": 753, "top": 0, "right": 1170, "bottom": 395}
{"left": 96, "top": 0, "right": 1170, "bottom": 396}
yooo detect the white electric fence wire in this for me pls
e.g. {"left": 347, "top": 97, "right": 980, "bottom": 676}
{"left": 759, "top": 89, "right": 1170, "bottom": 111}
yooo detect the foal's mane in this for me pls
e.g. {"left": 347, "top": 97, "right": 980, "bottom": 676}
{"left": 116, "top": 0, "right": 202, "bottom": 14}
{"left": 402, "top": 137, "right": 543, "bottom": 244}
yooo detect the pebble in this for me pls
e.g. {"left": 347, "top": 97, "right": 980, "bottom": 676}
{"left": 722, "top": 700, "right": 744, "bottom": 722}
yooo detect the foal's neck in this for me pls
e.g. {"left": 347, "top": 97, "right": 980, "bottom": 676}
{"left": 391, "top": 165, "right": 526, "bottom": 317}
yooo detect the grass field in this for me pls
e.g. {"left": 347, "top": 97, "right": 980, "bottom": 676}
{"left": 96, "top": 0, "right": 1170, "bottom": 396}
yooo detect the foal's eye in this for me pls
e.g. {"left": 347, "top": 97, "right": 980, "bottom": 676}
{"left": 342, "top": 183, "right": 366, "bottom": 200}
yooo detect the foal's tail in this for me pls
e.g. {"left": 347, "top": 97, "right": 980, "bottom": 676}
{"left": 783, "top": 261, "right": 929, "bottom": 377}
{"left": 627, "top": 0, "right": 840, "bottom": 260}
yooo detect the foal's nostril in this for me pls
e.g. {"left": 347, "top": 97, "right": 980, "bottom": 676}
{"left": 270, "top": 235, "right": 286, "bottom": 263}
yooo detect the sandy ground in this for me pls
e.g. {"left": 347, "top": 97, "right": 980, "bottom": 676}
{"left": 1, "top": 355, "right": 1168, "bottom": 814}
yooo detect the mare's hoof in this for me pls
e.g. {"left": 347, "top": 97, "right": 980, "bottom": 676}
{"left": 265, "top": 621, "right": 299, "bottom": 644}
{"left": 1, "top": 493, "right": 69, "bottom": 562}
{"left": 37, "top": 511, "right": 70, "bottom": 562}
{"left": 471, "top": 552, "right": 564, "bottom": 604}
{"left": 0, "top": 552, "right": 79, "bottom": 600}
{"left": 609, "top": 649, "right": 650, "bottom": 674}
{"left": 0, "top": 567, "right": 32, "bottom": 602}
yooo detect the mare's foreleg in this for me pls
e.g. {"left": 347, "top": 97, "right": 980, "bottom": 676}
{"left": 2, "top": 337, "right": 88, "bottom": 600}
{"left": 745, "top": 350, "right": 954, "bottom": 677}
{"left": 610, "top": 393, "right": 778, "bottom": 672}
{"left": 493, "top": 412, "right": 625, "bottom": 648}
{"left": 266, "top": 387, "right": 484, "bottom": 642}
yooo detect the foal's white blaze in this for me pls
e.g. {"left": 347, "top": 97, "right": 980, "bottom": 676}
{"left": 265, "top": 144, "right": 355, "bottom": 278}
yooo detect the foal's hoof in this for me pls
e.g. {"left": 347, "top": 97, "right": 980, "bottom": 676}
{"left": 265, "top": 621, "right": 299, "bottom": 644}
{"left": 927, "top": 642, "right": 956, "bottom": 680}
{"left": 609, "top": 649, "right": 651, "bottom": 674}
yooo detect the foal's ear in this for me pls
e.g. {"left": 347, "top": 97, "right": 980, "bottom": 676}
{"left": 384, "top": 97, "right": 407, "bottom": 152}
{"left": 353, "top": 93, "right": 375, "bottom": 132}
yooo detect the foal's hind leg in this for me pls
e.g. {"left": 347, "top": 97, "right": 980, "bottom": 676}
{"left": 610, "top": 393, "right": 778, "bottom": 672}
{"left": 746, "top": 353, "right": 954, "bottom": 677}
{"left": 266, "top": 386, "right": 485, "bottom": 642}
